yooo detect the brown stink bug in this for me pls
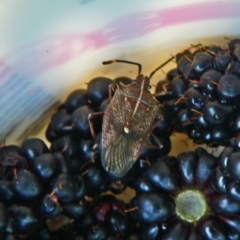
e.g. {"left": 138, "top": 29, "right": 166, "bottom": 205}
{"left": 88, "top": 45, "right": 202, "bottom": 177}
{"left": 88, "top": 58, "right": 176, "bottom": 178}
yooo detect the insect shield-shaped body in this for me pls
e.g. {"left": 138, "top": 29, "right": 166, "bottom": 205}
{"left": 101, "top": 60, "right": 160, "bottom": 177}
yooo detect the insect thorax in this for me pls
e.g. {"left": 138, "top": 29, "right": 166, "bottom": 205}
{"left": 117, "top": 79, "right": 159, "bottom": 108}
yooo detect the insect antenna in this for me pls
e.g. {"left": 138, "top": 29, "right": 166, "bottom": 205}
{"left": 149, "top": 44, "right": 203, "bottom": 80}
{"left": 102, "top": 59, "right": 142, "bottom": 75}
{"left": 149, "top": 55, "right": 175, "bottom": 80}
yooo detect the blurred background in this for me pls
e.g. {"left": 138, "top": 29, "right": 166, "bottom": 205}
{"left": 0, "top": 0, "right": 239, "bottom": 156}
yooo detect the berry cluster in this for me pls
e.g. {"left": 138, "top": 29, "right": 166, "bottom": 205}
{"left": 0, "top": 75, "right": 173, "bottom": 239}
{"left": 1, "top": 38, "right": 240, "bottom": 239}
{"left": 128, "top": 147, "right": 240, "bottom": 239}
{"left": 156, "top": 39, "right": 240, "bottom": 146}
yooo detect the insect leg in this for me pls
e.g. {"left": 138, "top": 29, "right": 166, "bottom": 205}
{"left": 145, "top": 133, "right": 163, "bottom": 149}
{"left": 144, "top": 115, "right": 164, "bottom": 150}
{"left": 151, "top": 114, "right": 164, "bottom": 131}
{"left": 88, "top": 112, "right": 104, "bottom": 144}
{"left": 151, "top": 133, "right": 163, "bottom": 149}
{"left": 152, "top": 83, "right": 169, "bottom": 97}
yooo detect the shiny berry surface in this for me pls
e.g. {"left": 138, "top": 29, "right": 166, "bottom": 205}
{"left": 3, "top": 39, "right": 240, "bottom": 239}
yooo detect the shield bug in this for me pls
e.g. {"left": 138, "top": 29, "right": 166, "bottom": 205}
{"left": 88, "top": 57, "right": 177, "bottom": 177}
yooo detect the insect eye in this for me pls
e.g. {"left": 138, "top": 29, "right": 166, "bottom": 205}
{"left": 148, "top": 85, "right": 152, "bottom": 90}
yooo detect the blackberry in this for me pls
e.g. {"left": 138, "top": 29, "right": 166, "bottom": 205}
{"left": 81, "top": 162, "right": 110, "bottom": 197}
{"left": 8, "top": 204, "right": 41, "bottom": 235}
{"left": 50, "top": 173, "right": 85, "bottom": 204}
{"left": 61, "top": 201, "right": 86, "bottom": 220}
{"left": 127, "top": 148, "right": 240, "bottom": 239}
{"left": 11, "top": 169, "right": 43, "bottom": 201}
{"left": 21, "top": 138, "right": 50, "bottom": 165}
{"left": 156, "top": 40, "right": 240, "bottom": 146}
{"left": 71, "top": 105, "right": 99, "bottom": 137}
{"left": 86, "top": 77, "right": 114, "bottom": 108}
{"left": 50, "top": 110, "right": 72, "bottom": 135}
{"left": 3, "top": 38, "right": 240, "bottom": 238}
{"left": 65, "top": 89, "right": 88, "bottom": 113}
{"left": 41, "top": 193, "right": 62, "bottom": 219}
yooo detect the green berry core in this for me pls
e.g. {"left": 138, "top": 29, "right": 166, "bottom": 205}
{"left": 175, "top": 189, "right": 208, "bottom": 223}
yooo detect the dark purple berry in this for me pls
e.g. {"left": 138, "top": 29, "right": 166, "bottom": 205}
{"left": 129, "top": 192, "right": 175, "bottom": 224}
{"left": 99, "top": 98, "right": 109, "bottom": 112}
{"left": 219, "top": 215, "right": 240, "bottom": 235}
{"left": 21, "top": 138, "right": 49, "bottom": 164}
{"left": 132, "top": 175, "right": 156, "bottom": 193}
{"left": 227, "top": 152, "right": 240, "bottom": 181}
{"left": 203, "top": 101, "right": 234, "bottom": 126}
{"left": 41, "top": 193, "right": 62, "bottom": 218}
{"left": 77, "top": 138, "right": 95, "bottom": 164}
{"left": 208, "top": 46, "right": 222, "bottom": 54}
{"left": 177, "top": 108, "right": 193, "bottom": 131}
{"left": 0, "top": 150, "right": 28, "bottom": 180}
{"left": 185, "top": 87, "right": 205, "bottom": 111}
{"left": 166, "top": 68, "right": 179, "bottom": 81}
{"left": 140, "top": 223, "right": 160, "bottom": 240}
{"left": 214, "top": 51, "right": 231, "bottom": 71}
{"left": 193, "top": 114, "right": 209, "bottom": 129}
{"left": 81, "top": 162, "right": 110, "bottom": 197}
{"left": 195, "top": 148, "right": 218, "bottom": 190}
{"left": 164, "top": 98, "right": 185, "bottom": 114}
{"left": 65, "top": 89, "right": 88, "bottom": 113}
{"left": 177, "top": 54, "right": 194, "bottom": 74}
{"left": 143, "top": 157, "right": 180, "bottom": 194}
{"left": 32, "top": 153, "right": 59, "bottom": 183}
{"left": 8, "top": 205, "right": 41, "bottom": 234}
{"left": 86, "top": 225, "right": 109, "bottom": 240}
{"left": 226, "top": 181, "right": 240, "bottom": 203}
{"left": 107, "top": 210, "right": 130, "bottom": 236}
{"left": 212, "top": 168, "right": 231, "bottom": 194}
{"left": 0, "top": 145, "right": 22, "bottom": 156}
{"left": 71, "top": 105, "right": 97, "bottom": 137}
{"left": 217, "top": 74, "right": 240, "bottom": 102}
{"left": 169, "top": 78, "right": 187, "bottom": 98}
{"left": 50, "top": 135, "right": 78, "bottom": 159}
{"left": 228, "top": 39, "right": 240, "bottom": 52}
{"left": 50, "top": 110, "right": 72, "bottom": 135}
{"left": 197, "top": 216, "right": 227, "bottom": 240}
{"left": 218, "top": 146, "right": 234, "bottom": 173}
{"left": 86, "top": 77, "right": 114, "bottom": 107}
{"left": 12, "top": 169, "right": 43, "bottom": 201}
{"left": 51, "top": 173, "right": 85, "bottom": 203}
{"left": 45, "top": 123, "right": 58, "bottom": 142}
{"left": 161, "top": 219, "right": 190, "bottom": 240}
{"left": 200, "top": 69, "right": 222, "bottom": 95}
{"left": 190, "top": 52, "right": 214, "bottom": 77}
{"left": 62, "top": 202, "right": 86, "bottom": 219}
{"left": 53, "top": 152, "right": 70, "bottom": 173}
{"left": 0, "top": 180, "right": 15, "bottom": 203}
{"left": 0, "top": 202, "right": 8, "bottom": 231}
{"left": 212, "top": 127, "right": 231, "bottom": 144}
{"left": 209, "top": 193, "right": 240, "bottom": 215}
{"left": 177, "top": 151, "right": 196, "bottom": 188}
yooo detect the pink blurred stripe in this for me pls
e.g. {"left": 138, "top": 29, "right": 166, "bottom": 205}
{"left": 1, "top": 1, "right": 240, "bottom": 79}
